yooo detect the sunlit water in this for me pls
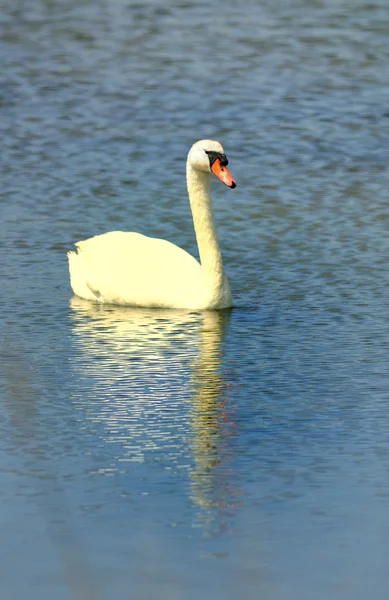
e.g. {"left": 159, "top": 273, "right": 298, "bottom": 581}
{"left": 1, "top": 1, "right": 389, "bottom": 598}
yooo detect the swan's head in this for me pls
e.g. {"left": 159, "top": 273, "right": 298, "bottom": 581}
{"left": 187, "top": 139, "right": 237, "bottom": 188}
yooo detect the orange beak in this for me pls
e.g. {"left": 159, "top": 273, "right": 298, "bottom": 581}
{"left": 211, "top": 159, "right": 236, "bottom": 188}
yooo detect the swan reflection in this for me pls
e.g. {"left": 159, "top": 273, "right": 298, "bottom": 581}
{"left": 69, "top": 298, "right": 239, "bottom": 531}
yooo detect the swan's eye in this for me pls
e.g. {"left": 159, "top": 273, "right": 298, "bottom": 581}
{"left": 205, "top": 150, "right": 228, "bottom": 168}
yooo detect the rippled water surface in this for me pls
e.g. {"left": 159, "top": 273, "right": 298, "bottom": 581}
{"left": 1, "top": 1, "right": 389, "bottom": 598}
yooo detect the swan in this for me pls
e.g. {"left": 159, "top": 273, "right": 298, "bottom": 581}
{"left": 67, "top": 139, "right": 237, "bottom": 309}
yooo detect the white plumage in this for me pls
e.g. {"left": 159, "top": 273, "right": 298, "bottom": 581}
{"left": 68, "top": 139, "right": 236, "bottom": 309}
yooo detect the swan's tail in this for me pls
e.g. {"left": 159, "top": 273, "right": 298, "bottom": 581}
{"left": 67, "top": 250, "right": 98, "bottom": 302}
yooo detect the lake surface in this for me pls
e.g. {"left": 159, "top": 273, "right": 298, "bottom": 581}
{"left": 1, "top": 0, "right": 389, "bottom": 598}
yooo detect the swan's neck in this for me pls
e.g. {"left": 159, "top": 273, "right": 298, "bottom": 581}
{"left": 186, "top": 161, "right": 230, "bottom": 306}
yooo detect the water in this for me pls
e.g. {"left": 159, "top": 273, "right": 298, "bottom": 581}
{"left": 1, "top": 0, "right": 389, "bottom": 598}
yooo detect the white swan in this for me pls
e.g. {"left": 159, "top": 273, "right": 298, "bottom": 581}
{"left": 67, "top": 139, "right": 236, "bottom": 309}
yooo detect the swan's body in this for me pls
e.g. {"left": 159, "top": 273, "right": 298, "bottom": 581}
{"left": 68, "top": 140, "right": 236, "bottom": 309}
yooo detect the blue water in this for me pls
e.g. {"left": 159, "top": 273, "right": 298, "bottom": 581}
{"left": 1, "top": 1, "right": 389, "bottom": 598}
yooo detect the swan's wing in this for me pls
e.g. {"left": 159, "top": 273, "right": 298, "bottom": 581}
{"left": 69, "top": 231, "right": 203, "bottom": 307}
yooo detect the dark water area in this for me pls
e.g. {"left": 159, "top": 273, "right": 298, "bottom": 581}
{"left": 1, "top": 1, "right": 389, "bottom": 598}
